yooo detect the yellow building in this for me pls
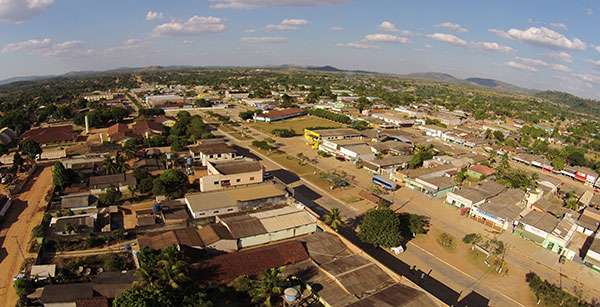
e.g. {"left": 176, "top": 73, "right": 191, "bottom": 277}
{"left": 303, "top": 128, "right": 363, "bottom": 150}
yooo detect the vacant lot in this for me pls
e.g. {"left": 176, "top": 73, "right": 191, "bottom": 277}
{"left": 249, "top": 115, "right": 345, "bottom": 136}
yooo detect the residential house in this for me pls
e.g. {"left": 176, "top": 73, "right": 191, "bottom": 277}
{"left": 89, "top": 173, "right": 136, "bottom": 194}
{"left": 50, "top": 213, "right": 96, "bottom": 235}
{"left": 470, "top": 189, "right": 527, "bottom": 230}
{"left": 60, "top": 193, "right": 95, "bottom": 212}
{"left": 576, "top": 206, "right": 600, "bottom": 235}
{"left": 417, "top": 125, "right": 446, "bottom": 138}
{"left": 370, "top": 141, "right": 412, "bottom": 156}
{"left": 466, "top": 164, "right": 496, "bottom": 180}
{"left": 584, "top": 237, "right": 600, "bottom": 272}
{"left": 253, "top": 108, "right": 306, "bottom": 122}
{"left": 363, "top": 156, "right": 411, "bottom": 176}
{"left": 30, "top": 264, "right": 56, "bottom": 281}
{"left": 197, "top": 223, "right": 238, "bottom": 253}
{"left": 371, "top": 112, "right": 414, "bottom": 127}
{"left": 189, "top": 142, "right": 238, "bottom": 165}
{"left": 405, "top": 175, "right": 456, "bottom": 198}
{"left": 445, "top": 180, "right": 505, "bottom": 209}
{"left": 544, "top": 214, "right": 578, "bottom": 260}
{"left": 339, "top": 143, "right": 374, "bottom": 162}
{"left": 304, "top": 128, "right": 363, "bottom": 149}
{"left": 516, "top": 210, "right": 560, "bottom": 247}
{"left": 185, "top": 183, "right": 287, "bottom": 219}
{"left": 61, "top": 157, "right": 104, "bottom": 174}
{"left": 21, "top": 125, "right": 81, "bottom": 147}
{"left": 318, "top": 139, "right": 366, "bottom": 157}
{"left": 574, "top": 167, "right": 598, "bottom": 185}
{"left": 137, "top": 227, "right": 205, "bottom": 252}
{"left": 199, "top": 160, "right": 263, "bottom": 192}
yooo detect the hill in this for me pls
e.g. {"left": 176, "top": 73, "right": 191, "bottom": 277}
{"left": 466, "top": 77, "right": 536, "bottom": 94}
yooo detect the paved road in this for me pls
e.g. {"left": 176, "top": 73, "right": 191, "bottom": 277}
{"left": 218, "top": 127, "right": 502, "bottom": 306}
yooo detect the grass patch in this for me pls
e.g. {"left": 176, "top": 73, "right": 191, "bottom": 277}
{"left": 249, "top": 115, "right": 344, "bottom": 135}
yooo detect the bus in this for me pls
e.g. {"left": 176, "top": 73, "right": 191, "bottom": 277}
{"left": 372, "top": 175, "right": 397, "bottom": 191}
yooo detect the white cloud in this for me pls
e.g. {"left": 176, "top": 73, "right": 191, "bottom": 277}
{"left": 548, "top": 51, "right": 572, "bottom": 63}
{"left": 153, "top": 16, "right": 226, "bottom": 36}
{"left": 2, "top": 38, "right": 90, "bottom": 57}
{"left": 471, "top": 41, "right": 513, "bottom": 53}
{"left": 379, "top": 21, "right": 399, "bottom": 32}
{"left": 105, "top": 38, "right": 146, "bottom": 53}
{"left": 336, "top": 42, "right": 379, "bottom": 49}
{"left": 437, "top": 21, "right": 468, "bottom": 32}
{"left": 515, "top": 56, "right": 548, "bottom": 67}
{"left": 491, "top": 26, "right": 586, "bottom": 50}
{"left": 574, "top": 73, "right": 600, "bottom": 85}
{"left": 209, "top": 0, "right": 347, "bottom": 9}
{"left": 588, "top": 60, "right": 600, "bottom": 68}
{"left": 364, "top": 33, "right": 408, "bottom": 43}
{"left": 330, "top": 26, "right": 344, "bottom": 31}
{"left": 0, "top": 0, "right": 53, "bottom": 22}
{"left": 243, "top": 28, "right": 256, "bottom": 33}
{"left": 506, "top": 61, "right": 538, "bottom": 72}
{"left": 549, "top": 22, "right": 567, "bottom": 31}
{"left": 596, "top": 46, "right": 600, "bottom": 53}
{"left": 146, "top": 11, "right": 164, "bottom": 21}
{"left": 265, "top": 18, "right": 308, "bottom": 31}
{"left": 549, "top": 63, "right": 570, "bottom": 72}
{"left": 427, "top": 33, "right": 466, "bottom": 46}
{"left": 240, "top": 36, "right": 288, "bottom": 44}
{"left": 586, "top": 8, "right": 594, "bottom": 15}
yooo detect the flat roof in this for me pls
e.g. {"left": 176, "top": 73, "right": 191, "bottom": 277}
{"left": 210, "top": 160, "right": 261, "bottom": 175}
{"left": 249, "top": 206, "right": 316, "bottom": 233}
{"left": 185, "top": 183, "right": 286, "bottom": 212}
{"left": 479, "top": 189, "right": 526, "bottom": 220}
{"left": 220, "top": 215, "right": 267, "bottom": 238}
{"left": 520, "top": 210, "right": 559, "bottom": 233}
{"left": 347, "top": 283, "right": 435, "bottom": 307}
{"left": 189, "top": 142, "right": 236, "bottom": 155}
{"left": 313, "top": 128, "right": 362, "bottom": 137}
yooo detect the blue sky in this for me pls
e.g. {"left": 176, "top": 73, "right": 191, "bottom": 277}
{"left": 1, "top": 0, "right": 600, "bottom": 98}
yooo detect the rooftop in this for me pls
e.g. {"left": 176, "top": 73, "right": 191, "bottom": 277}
{"left": 312, "top": 128, "right": 362, "bottom": 137}
{"left": 347, "top": 283, "right": 436, "bottom": 307}
{"left": 520, "top": 210, "right": 560, "bottom": 234}
{"left": 469, "top": 164, "right": 496, "bottom": 176}
{"left": 21, "top": 125, "right": 80, "bottom": 145}
{"left": 219, "top": 215, "right": 267, "bottom": 238}
{"left": 198, "top": 223, "right": 234, "bottom": 245}
{"left": 189, "top": 142, "right": 236, "bottom": 155}
{"left": 258, "top": 107, "right": 305, "bottom": 119}
{"left": 89, "top": 173, "right": 136, "bottom": 188}
{"left": 210, "top": 159, "right": 262, "bottom": 175}
{"left": 138, "top": 228, "right": 204, "bottom": 250}
{"left": 479, "top": 188, "right": 526, "bottom": 220}
{"left": 185, "top": 183, "right": 286, "bottom": 212}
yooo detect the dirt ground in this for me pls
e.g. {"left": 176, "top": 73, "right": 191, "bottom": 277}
{"left": 249, "top": 115, "right": 344, "bottom": 135}
{"left": 0, "top": 166, "right": 53, "bottom": 306}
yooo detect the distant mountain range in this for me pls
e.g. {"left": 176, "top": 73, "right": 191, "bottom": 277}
{"left": 0, "top": 64, "right": 555, "bottom": 97}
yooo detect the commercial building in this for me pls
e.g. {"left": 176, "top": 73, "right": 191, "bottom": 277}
{"left": 584, "top": 237, "right": 600, "bottom": 272}
{"left": 253, "top": 107, "right": 306, "bottom": 122}
{"left": 145, "top": 94, "right": 184, "bottom": 107}
{"left": 185, "top": 183, "right": 287, "bottom": 219}
{"left": 469, "top": 189, "right": 526, "bottom": 230}
{"left": 199, "top": 160, "right": 263, "bottom": 192}
{"left": 304, "top": 128, "right": 363, "bottom": 149}
{"left": 189, "top": 142, "right": 238, "bottom": 165}
{"left": 445, "top": 180, "right": 505, "bottom": 209}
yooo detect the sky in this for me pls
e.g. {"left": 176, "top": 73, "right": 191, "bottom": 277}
{"left": 1, "top": 0, "right": 600, "bottom": 98}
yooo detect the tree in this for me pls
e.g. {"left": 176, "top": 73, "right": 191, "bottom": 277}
{"left": 139, "top": 177, "right": 155, "bottom": 193}
{"left": 99, "top": 188, "right": 122, "bottom": 206}
{"left": 463, "top": 233, "right": 483, "bottom": 245}
{"left": 397, "top": 213, "right": 430, "bottom": 239}
{"left": 437, "top": 232, "right": 456, "bottom": 250}
{"left": 358, "top": 207, "right": 402, "bottom": 248}
{"left": 323, "top": 208, "right": 343, "bottom": 231}
{"left": 248, "top": 268, "right": 287, "bottom": 307}
{"left": 52, "top": 162, "right": 69, "bottom": 191}
{"left": 12, "top": 152, "right": 24, "bottom": 171}
{"left": 271, "top": 128, "right": 295, "bottom": 138}
{"left": 356, "top": 96, "right": 370, "bottom": 113}
{"left": 525, "top": 272, "right": 590, "bottom": 307}
{"left": 153, "top": 169, "right": 188, "bottom": 198}
{"left": 351, "top": 120, "right": 370, "bottom": 130}
{"left": 19, "top": 139, "right": 42, "bottom": 161}
{"left": 408, "top": 144, "right": 434, "bottom": 169}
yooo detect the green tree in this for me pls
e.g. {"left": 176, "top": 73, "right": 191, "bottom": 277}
{"left": 153, "top": 169, "right": 188, "bottom": 198}
{"left": 52, "top": 162, "right": 69, "bottom": 191}
{"left": 12, "top": 152, "right": 24, "bottom": 171}
{"left": 463, "top": 233, "right": 483, "bottom": 245}
{"left": 323, "top": 208, "right": 343, "bottom": 231}
{"left": 99, "top": 188, "right": 122, "bottom": 206}
{"left": 358, "top": 207, "right": 402, "bottom": 248}
{"left": 248, "top": 268, "right": 287, "bottom": 307}
{"left": 398, "top": 213, "right": 430, "bottom": 239}
{"left": 19, "top": 139, "right": 42, "bottom": 161}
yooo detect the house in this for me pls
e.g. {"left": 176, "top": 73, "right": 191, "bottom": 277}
{"left": 584, "top": 237, "right": 600, "bottom": 272}
{"left": 185, "top": 183, "right": 287, "bottom": 219}
{"left": 304, "top": 128, "right": 363, "bottom": 149}
{"left": 50, "top": 213, "right": 96, "bottom": 235}
{"left": 194, "top": 240, "right": 309, "bottom": 284}
{"left": 189, "top": 142, "right": 238, "bottom": 165}
{"left": 574, "top": 167, "right": 598, "bottom": 185}
{"left": 516, "top": 210, "right": 560, "bottom": 246}
{"left": 445, "top": 180, "right": 505, "bottom": 209}
{"left": 370, "top": 141, "right": 412, "bottom": 156}
{"left": 318, "top": 139, "right": 366, "bottom": 157}
{"left": 370, "top": 112, "right": 415, "bottom": 127}
{"left": 135, "top": 209, "right": 157, "bottom": 227}
{"left": 30, "top": 264, "right": 56, "bottom": 281}
{"left": 199, "top": 160, "right": 263, "bottom": 192}
{"left": 379, "top": 129, "right": 415, "bottom": 144}
{"left": 133, "top": 158, "right": 163, "bottom": 172}
{"left": 466, "top": 164, "right": 496, "bottom": 180}
{"left": 130, "top": 119, "right": 165, "bottom": 139}
{"left": 106, "top": 123, "right": 131, "bottom": 142}
{"left": 21, "top": 125, "right": 81, "bottom": 147}
{"left": 470, "top": 189, "right": 526, "bottom": 230}
{"left": 88, "top": 173, "right": 136, "bottom": 194}
{"left": 253, "top": 108, "right": 306, "bottom": 122}
{"left": 339, "top": 143, "right": 374, "bottom": 162}
{"left": 137, "top": 228, "right": 205, "bottom": 252}
{"left": 544, "top": 214, "right": 578, "bottom": 260}
{"left": 145, "top": 94, "right": 184, "bottom": 107}
{"left": 405, "top": 175, "right": 456, "bottom": 198}
{"left": 363, "top": 156, "right": 411, "bottom": 175}
{"left": 84, "top": 91, "right": 114, "bottom": 102}
{"left": 60, "top": 193, "right": 95, "bottom": 212}
{"left": 225, "top": 90, "right": 250, "bottom": 100}
{"left": 40, "top": 283, "right": 95, "bottom": 307}
{"left": 576, "top": 206, "right": 600, "bottom": 235}
{"left": 197, "top": 223, "right": 237, "bottom": 253}
{"left": 61, "top": 157, "right": 104, "bottom": 173}
{"left": 347, "top": 283, "right": 436, "bottom": 307}
{"left": 417, "top": 125, "right": 446, "bottom": 138}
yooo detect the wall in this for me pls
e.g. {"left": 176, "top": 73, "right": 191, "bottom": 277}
{"left": 199, "top": 169, "right": 263, "bottom": 192}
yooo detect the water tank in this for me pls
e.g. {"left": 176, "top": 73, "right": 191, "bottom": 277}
{"left": 283, "top": 288, "right": 299, "bottom": 303}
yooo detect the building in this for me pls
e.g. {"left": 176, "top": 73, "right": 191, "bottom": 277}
{"left": 516, "top": 210, "right": 560, "bottom": 246}
{"left": 363, "top": 156, "right": 411, "bottom": 175}
{"left": 185, "top": 183, "right": 287, "bottom": 219}
{"left": 417, "top": 125, "right": 446, "bottom": 138}
{"left": 466, "top": 164, "right": 496, "bottom": 180}
{"left": 338, "top": 143, "right": 374, "bottom": 162}
{"left": 84, "top": 91, "right": 114, "bottom": 102}
{"left": 445, "top": 180, "right": 505, "bottom": 209}
{"left": 253, "top": 108, "right": 306, "bottom": 122}
{"left": 304, "top": 128, "right": 363, "bottom": 149}
{"left": 347, "top": 283, "right": 436, "bottom": 307}
{"left": 370, "top": 112, "right": 415, "bottom": 127}
{"left": 50, "top": 213, "right": 96, "bottom": 235}
{"left": 469, "top": 189, "right": 526, "bottom": 230}
{"left": 189, "top": 142, "right": 238, "bottom": 165}
{"left": 405, "top": 175, "right": 456, "bottom": 198}
{"left": 145, "top": 94, "right": 184, "bottom": 107}
{"left": 225, "top": 90, "right": 250, "bottom": 100}
{"left": 61, "top": 157, "right": 104, "bottom": 173}
{"left": 584, "top": 237, "right": 600, "bottom": 272}
{"left": 576, "top": 206, "right": 600, "bottom": 235}
{"left": 544, "top": 214, "right": 578, "bottom": 260}
{"left": 197, "top": 223, "right": 238, "bottom": 252}
{"left": 137, "top": 228, "right": 204, "bottom": 252}
{"left": 199, "top": 160, "right": 263, "bottom": 192}
{"left": 60, "top": 193, "right": 95, "bottom": 212}
{"left": 370, "top": 141, "right": 412, "bottom": 156}
{"left": 21, "top": 125, "right": 81, "bottom": 147}
{"left": 574, "top": 167, "right": 598, "bottom": 185}
{"left": 30, "top": 264, "right": 56, "bottom": 281}
{"left": 88, "top": 173, "right": 136, "bottom": 194}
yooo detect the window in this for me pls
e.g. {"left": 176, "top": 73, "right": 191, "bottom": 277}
{"left": 213, "top": 210, "right": 220, "bottom": 214}
{"left": 198, "top": 212, "right": 205, "bottom": 216}
{"left": 250, "top": 177, "right": 255, "bottom": 181}
{"left": 213, "top": 181, "right": 219, "bottom": 185}
{"left": 227, "top": 208, "right": 234, "bottom": 212}
{"left": 236, "top": 179, "right": 241, "bottom": 183}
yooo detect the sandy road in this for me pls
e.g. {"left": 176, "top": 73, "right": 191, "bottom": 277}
{"left": 0, "top": 166, "right": 52, "bottom": 306}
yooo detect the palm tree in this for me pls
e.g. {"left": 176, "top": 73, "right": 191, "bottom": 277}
{"left": 155, "top": 246, "right": 190, "bottom": 289}
{"left": 102, "top": 155, "right": 118, "bottom": 175}
{"left": 324, "top": 208, "right": 343, "bottom": 231}
{"left": 114, "top": 152, "right": 129, "bottom": 173}
{"left": 249, "top": 268, "right": 286, "bottom": 307}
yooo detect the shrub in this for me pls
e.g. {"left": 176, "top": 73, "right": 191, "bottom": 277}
{"left": 463, "top": 233, "right": 483, "bottom": 245}
{"left": 437, "top": 232, "right": 456, "bottom": 250}
{"left": 271, "top": 128, "right": 296, "bottom": 138}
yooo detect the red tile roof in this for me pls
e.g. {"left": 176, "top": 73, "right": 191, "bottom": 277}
{"left": 259, "top": 108, "right": 305, "bottom": 119}
{"left": 107, "top": 123, "right": 130, "bottom": 141}
{"left": 21, "top": 125, "right": 80, "bottom": 145}
{"left": 130, "top": 119, "right": 164, "bottom": 137}
{"left": 470, "top": 164, "right": 496, "bottom": 177}
{"left": 194, "top": 240, "right": 309, "bottom": 284}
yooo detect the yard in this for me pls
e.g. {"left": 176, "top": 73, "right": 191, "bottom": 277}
{"left": 248, "top": 115, "right": 345, "bottom": 136}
